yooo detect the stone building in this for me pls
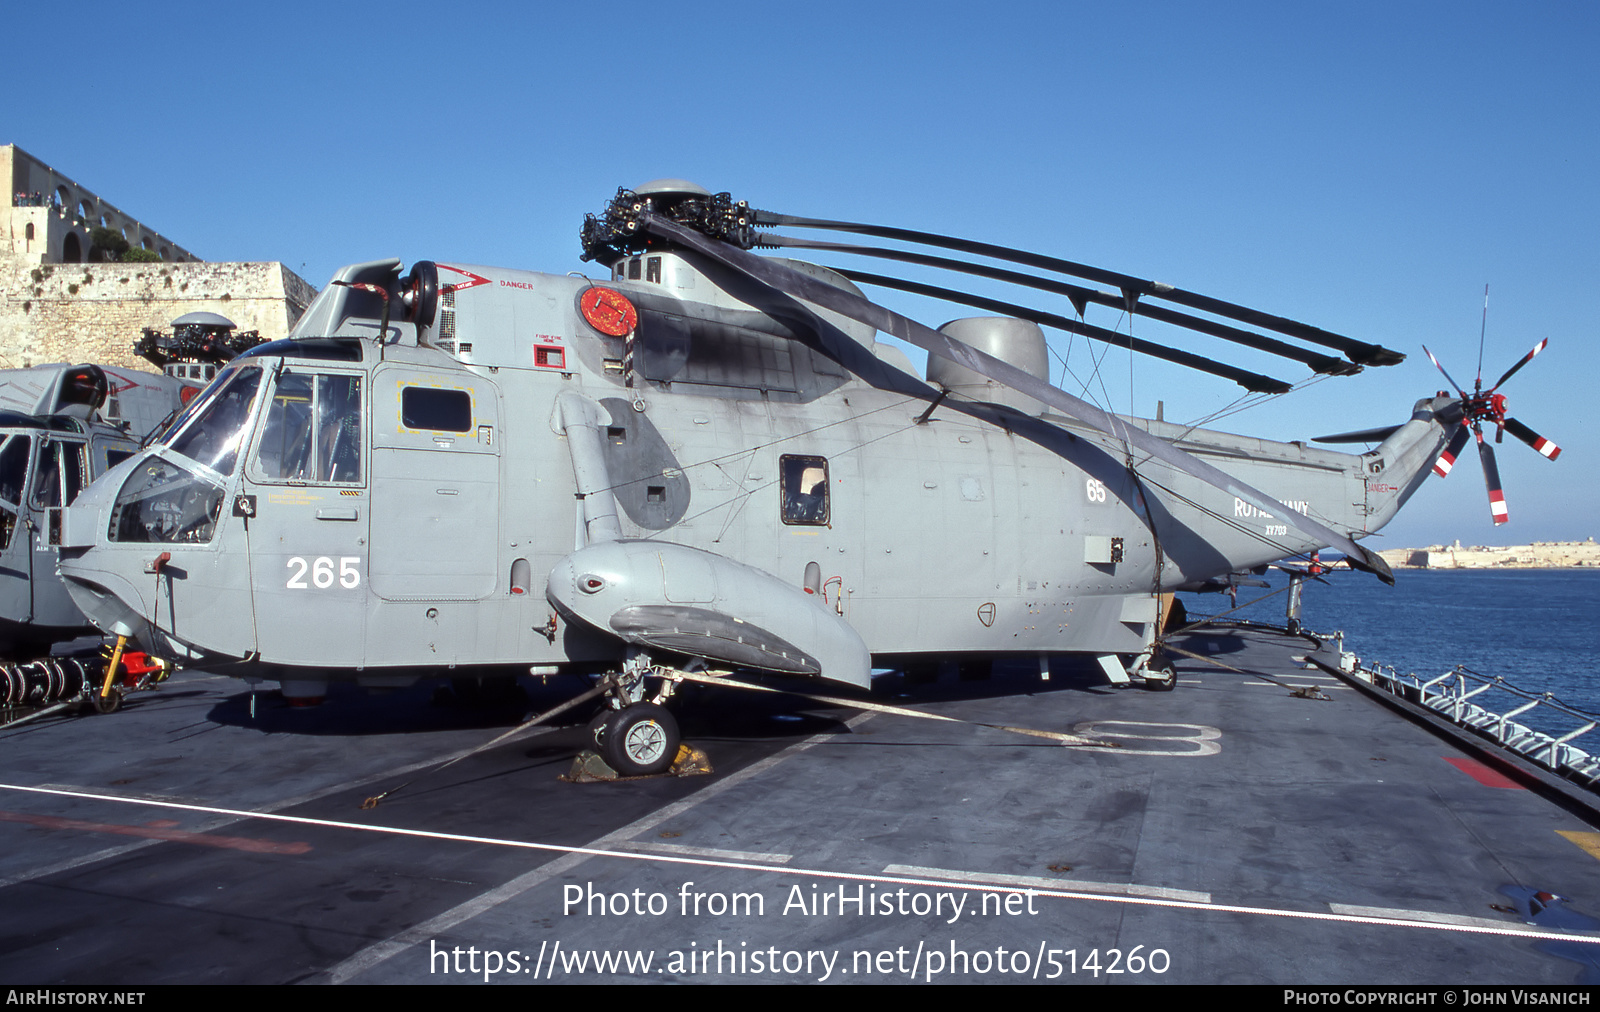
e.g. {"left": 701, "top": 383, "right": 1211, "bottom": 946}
{"left": 2, "top": 144, "right": 314, "bottom": 372}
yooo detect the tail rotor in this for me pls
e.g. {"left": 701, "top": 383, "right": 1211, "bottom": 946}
{"left": 1422, "top": 336, "right": 1561, "bottom": 526}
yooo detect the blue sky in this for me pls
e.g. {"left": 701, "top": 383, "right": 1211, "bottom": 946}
{"left": 7, "top": 0, "right": 1594, "bottom": 548}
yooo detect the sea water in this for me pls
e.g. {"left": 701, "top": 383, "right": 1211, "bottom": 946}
{"left": 1182, "top": 567, "right": 1600, "bottom": 728}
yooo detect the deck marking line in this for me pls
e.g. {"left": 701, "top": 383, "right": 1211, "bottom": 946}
{"left": 885, "top": 863, "right": 1211, "bottom": 903}
{"left": 0, "top": 808, "right": 311, "bottom": 854}
{"left": 322, "top": 712, "right": 875, "bottom": 983}
{"left": 0, "top": 733, "right": 553, "bottom": 891}
{"left": 1443, "top": 756, "right": 1525, "bottom": 789}
{"left": 1329, "top": 903, "right": 1525, "bottom": 931}
{"left": 1557, "top": 831, "right": 1600, "bottom": 862}
{"left": 3, "top": 776, "right": 1597, "bottom": 952}
{"left": 1240, "top": 681, "right": 1351, "bottom": 690}
{"left": 618, "top": 840, "right": 793, "bottom": 864}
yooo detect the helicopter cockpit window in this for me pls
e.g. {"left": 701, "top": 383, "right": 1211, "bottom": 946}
{"left": 252, "top": 373, "right": 363, "bottom": 484}
{"left": 167, "top": 365, "right": 264, "bottom": 477}
{"left": 400, "top": 387, "right": 472, "bottom": 432}
{"left": 0, "top": 435, "right": 29, "bottom": 550}
{"left": 780, "top": 454, "right": 829, "bottom": 526}
{"left": 29, "top": 440, "right": 87, "bottom": 509}
{"left": 109, "top": 457, "right": 226, "bottom": 545}
{"left": 0, "top": 436, "right": 30, "bottom": 507}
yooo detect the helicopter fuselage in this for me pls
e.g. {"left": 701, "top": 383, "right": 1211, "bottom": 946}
{"left": 57, "top": 253, "right": 1451, "bottom": 694}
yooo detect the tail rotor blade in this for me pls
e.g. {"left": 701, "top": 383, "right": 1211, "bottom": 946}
{"left": 1488, "top": 338, "right": 1549, "bottom": 393}
{"left": 1475, "top": 426, "right": 1509, "bottom": 525}
{"left": 1433, "top": 423, "right": 1471, "bottom": 477}
{"left": 1503, "top": 417, "right": 1562, "bottom": 460}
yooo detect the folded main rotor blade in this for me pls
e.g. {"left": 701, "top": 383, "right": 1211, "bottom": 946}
{"left": 1433, "top": 423, "right": 1471, "bottom": 477}
{"left": 643, "top": 213, "right": 1393, "bottom": 583}
{"left": 1503, "top": 417, "right": 1561, "bottom": 460}
{"left": 1475, "top": 426, "right": 1509, "bottom": 525}
{"left": 1313, "top": 425, "right": 1402, "bottom": 444}
{"left": 752, "top": 211, "right": 1404, "bottom": 368}
{"left": 761, "top": 233, "right": 1357, "bottom": 376}
{"left": 836, "top": 269, "right": 1292, "bottom": 394}
{"left": 1489, "top": 338, "right": 1549, "bottom": 393}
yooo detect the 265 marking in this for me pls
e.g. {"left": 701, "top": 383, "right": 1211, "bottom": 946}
{"left": 286, "top": 556, "right": 361, "bottom": 589}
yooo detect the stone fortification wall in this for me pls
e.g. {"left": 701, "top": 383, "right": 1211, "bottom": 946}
{"left": 1379, "top": 539, "right": 1600, "bottom": 569}
{"left": 0, "top": 260, "right": 315, "bottom": 372}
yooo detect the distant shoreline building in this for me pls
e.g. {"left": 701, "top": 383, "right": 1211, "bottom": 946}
{"left": 1, "top": 143, "right": 314, "bottom": 373}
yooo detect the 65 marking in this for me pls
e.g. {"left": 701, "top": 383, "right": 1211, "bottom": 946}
{"left": 286, "top": 556, "right": 362, "bottom": 589}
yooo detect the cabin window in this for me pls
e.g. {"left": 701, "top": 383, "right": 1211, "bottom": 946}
{"left": 253, "top": 372, "right": 363, "bottom": 484}
{"left": 780, "top": 454, "right": 829, "bottom": 526}
{"left": 401, "top": 386, "right": 472, "bottom": 433}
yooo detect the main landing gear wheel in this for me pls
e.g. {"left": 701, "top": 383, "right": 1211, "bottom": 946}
{"left": 598, "top": 703, "right": 679, "bottom": 776}
{"left": 1143, "top": 657, "right": 1177, "bottom": 692}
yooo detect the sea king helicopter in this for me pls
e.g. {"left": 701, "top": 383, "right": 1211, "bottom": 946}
{"left": 53, "top": 181, "right": 1563, "bottom": 773}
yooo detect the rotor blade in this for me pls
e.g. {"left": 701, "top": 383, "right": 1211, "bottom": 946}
{"left": 1422, "top": 345, "right": 1467, "bottom": 399}
{"left": 752, "top": 211, "right": 1405, "bottom": 368}
{"left": 836, "top": 269, "right": 1293, "bottom": 394}
{"left": 1503, "top": 417, "right": 1561, "bottom": 460}
{"left": 760, "top": 233, "right": 1359, "bottom": 376}
{"left": 1433, "top": 423, "right": 1471, "bottom": 477}
{"left": 643, "top": 213, "right": 1394, "bottom": 583}
{"left": 1313, "top": 425, "right": 1402, "bottom": 444}
{"left": 1488, "top": 338, "right": 1549, "bottom": 393}
{"left": 1475, "top": 426, "right": 1509, "bottom": 525}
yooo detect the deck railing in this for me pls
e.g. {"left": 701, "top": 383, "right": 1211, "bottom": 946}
{"left": 1323, "top": 635, "right": 1600, "bottom": 786}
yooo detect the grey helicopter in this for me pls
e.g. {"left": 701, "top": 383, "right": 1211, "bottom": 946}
{"left": 51, "top": 180, "right": 1562, "bottom": 774}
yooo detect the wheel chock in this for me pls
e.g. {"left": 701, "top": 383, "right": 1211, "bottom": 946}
{"left": 562, "top": 745, "right": 713, "bottom": 783}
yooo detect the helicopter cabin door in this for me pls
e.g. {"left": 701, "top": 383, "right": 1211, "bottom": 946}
{"left": 240, "top": 368, "right": 369, "bottom": 666}
{"left": 364, "top": 367, "right": 501, "bottom": 665}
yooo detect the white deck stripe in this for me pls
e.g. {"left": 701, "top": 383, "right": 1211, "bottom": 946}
{"left": 1239, "top": 681, "right": 1352, "bottom": 689}
{"left": 617, "top": 840, "right": 792, "bottom": 864}
{"left": 1329, "top": 903, "right": 1524, "bottom": 931}
{"left": 884, "top": 863, "right": 1211, "bottom": 903}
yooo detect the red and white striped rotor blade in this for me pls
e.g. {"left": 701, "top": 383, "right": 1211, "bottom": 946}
{"left": 1433, "top": 423, "right": 1471, "bottom": 477}
{"left": 1503, "top": 417, "right": 1561, "bottom": 460}
{"left": 1422, "top": 345, "right": 1467, "bottom": 398}
{"left": 1489, "top": 338, "right": 1548, "bottom": 393}
{"left": 1476, "top": 427, "right": 1509, "bottom": 525}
